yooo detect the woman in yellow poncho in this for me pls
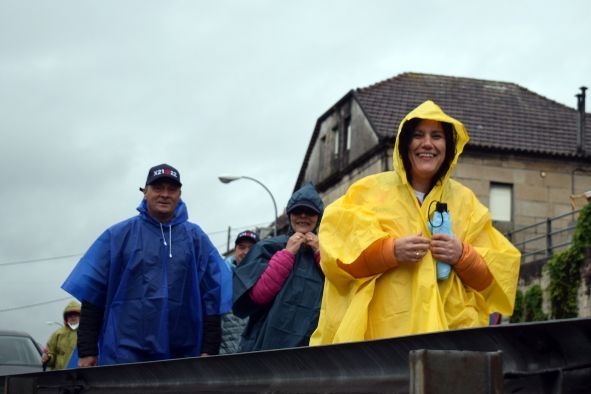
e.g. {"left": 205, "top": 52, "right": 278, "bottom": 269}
{"left": 310, "top": 100, "right": 520, "bottom": 345}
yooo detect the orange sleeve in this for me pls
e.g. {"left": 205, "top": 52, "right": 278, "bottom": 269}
{"left": 453, "top": 243, "right": 493, "bottom": 291}
{"left": 336, "top": 238, "right": 399, "bottom": 278}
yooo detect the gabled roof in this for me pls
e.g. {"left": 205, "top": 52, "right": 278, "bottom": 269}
{"left": 295, "top": 72, "right": 590, "bottom": 191}
{"left": 354, "top": 72, "right": 590, "bottom": 157}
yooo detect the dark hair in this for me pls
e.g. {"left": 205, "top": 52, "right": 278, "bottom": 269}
{"left": 398, "top": 118, "right": 456, "bottom": 192}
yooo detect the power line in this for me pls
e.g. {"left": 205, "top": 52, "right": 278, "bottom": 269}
{"left": 0, "top": 221, "right": 274, "bottom": 312}
{"left": 0, "top": 253, "right": 82, "bottom": 267}
{"left": 0, "top": 222, "right": 271, "bottom": 267}
{"left": 206, "top": 221, "right": 272, "bottom": 236}
{"left": 212, "top": 222, "right": 274, "bottom": 252}
{"left": 0, "top": 297, "right": 73, "bottom": 313}
{"left": 215, "top": 242, "right": 230, "bottom": 251}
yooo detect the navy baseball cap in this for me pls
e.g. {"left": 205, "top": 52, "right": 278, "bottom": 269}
{"left": 235, "top": 230, "right": 259, "bottom": 245}
{"left": 144, "top": 163, "right": 182, "bottom": 187}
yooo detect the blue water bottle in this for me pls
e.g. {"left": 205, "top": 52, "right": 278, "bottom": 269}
{"left": 429, "top": 202, "right": 453, "bottom": 280}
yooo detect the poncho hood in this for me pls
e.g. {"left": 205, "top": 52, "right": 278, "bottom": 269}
{"left": 137, "top": 198, "right": 189, "bottom": 226}
{"left": 62, "top": 300, "right": 81, "bottom": 322}
{"left": 286, "top": 182, "right": 324, "bottom": 234}
{"left": 393, "top": 100, "right": 470, "bottom": 188}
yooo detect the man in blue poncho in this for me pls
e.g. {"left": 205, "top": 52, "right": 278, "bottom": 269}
{"left": 62, "top": 163, "right": 229, "bottom": 367}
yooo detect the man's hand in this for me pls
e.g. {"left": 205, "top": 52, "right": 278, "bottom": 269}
{"left": 41, "top": 352, "right": 50, "bottom": 364}
{"left": 78, "top": 355, "right": 98, "bottom": 367}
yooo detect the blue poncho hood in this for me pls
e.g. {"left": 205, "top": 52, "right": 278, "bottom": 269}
{"left": 138, "top": 197, "right": 188, "bottom": 224}
{"left": 285, "top": 182, "right": 325, "bottom": 235}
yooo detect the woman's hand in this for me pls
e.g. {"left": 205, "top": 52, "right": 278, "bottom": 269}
{"left": 430, "top": 233, "right": 463, "bottom": 265}
{"left": 395, "top": 232, "right": 431, "bottom": 263}
{"left": 304, "top": 232, "right": 320, "bottom": 253}
{"left": 286, "top": 232, "right": 307, "bottom": 254}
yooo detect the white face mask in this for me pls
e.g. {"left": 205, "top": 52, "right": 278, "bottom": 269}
{"left": 68, "top": 322, "right": 79, "bottom": 330}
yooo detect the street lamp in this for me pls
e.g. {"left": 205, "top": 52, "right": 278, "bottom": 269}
{"left": 218, "top": 175, "right": 278, "bottom": 237}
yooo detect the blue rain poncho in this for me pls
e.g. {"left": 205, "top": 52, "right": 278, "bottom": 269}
{"left": 233, "top": 183, "right": 325, "bottom": 352}
{"left": 62, "top": 199, "right": 229, "bottom": 365}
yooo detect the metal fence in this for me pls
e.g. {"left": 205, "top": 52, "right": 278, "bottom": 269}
{"left": 506, "top": 209, "right": 581, "bottom": 263}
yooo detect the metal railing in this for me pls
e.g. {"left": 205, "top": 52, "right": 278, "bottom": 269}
{"left": 5, "top": 318, "right": 591, "bottom": 393}
{"left": 506, "top": 209, "right": 581, "bottom": 263}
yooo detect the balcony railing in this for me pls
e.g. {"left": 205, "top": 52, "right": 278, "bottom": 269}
{"left": 506, "top": 209, "right": 581, "bottom": 263}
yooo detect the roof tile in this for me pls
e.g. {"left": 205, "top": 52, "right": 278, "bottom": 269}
{"left": 354, "top": 72, "right": 590, "bottom": 157}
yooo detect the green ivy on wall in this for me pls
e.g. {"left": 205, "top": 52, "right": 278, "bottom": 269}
{"left": 510, "top": 290, "right": 524, "bottom": 323}
{"left": 510, "top": 285, "right": 547, "bottom": 323}
{"left": 573, "top": 202, "right": 591, "bottom": 249}
{"left": 546, "top": 203, "right": 591, "bottom": 319}
{"left": 523, "top": 285, "right": 548, "bottom": 321}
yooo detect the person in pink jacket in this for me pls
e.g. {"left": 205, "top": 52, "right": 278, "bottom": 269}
{"left": 232, "top": 183, "right": 325, "bottom": 352}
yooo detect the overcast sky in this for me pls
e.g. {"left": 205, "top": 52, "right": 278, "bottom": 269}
{"left": 1, "top": 1, "right": 589, "bottom": 345}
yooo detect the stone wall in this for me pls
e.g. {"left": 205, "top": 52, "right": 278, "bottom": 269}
{"left": 321, "top": 153, "right": 385, "bottom": 205}
{"left": 453, "top": 153, "right": 591, "bottom": 226}
{"left": 453, "top": 152, "right": 591, "bottom": 263}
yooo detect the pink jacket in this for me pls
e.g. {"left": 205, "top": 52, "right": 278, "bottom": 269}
{"left": 249, "top": 249, "right": 320, "bottom": 305}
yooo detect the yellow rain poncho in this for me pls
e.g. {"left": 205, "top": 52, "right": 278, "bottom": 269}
{"left": 45, "top": 300, "right": 80, "bottom": 370}
{"left": 310, "top": 100, "right": 520, "bottom": 345}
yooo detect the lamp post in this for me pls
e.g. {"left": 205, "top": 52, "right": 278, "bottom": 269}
{"left": 218, "top": 175, "right": 278, "bottom": 237}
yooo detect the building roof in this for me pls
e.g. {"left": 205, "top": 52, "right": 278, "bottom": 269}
{"left": 354, "top": 72, "right": 590, "bottom": 157}
{"left": 295, "top": 72, "right": 590, "bottom": 191}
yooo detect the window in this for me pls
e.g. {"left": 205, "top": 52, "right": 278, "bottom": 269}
{"left": 332, "top": 126, "right": 339, "bottom": 156}
{"left": 489, "top": 183, "right": 512, "bottom": 222}
{"left": 345, "top": 118, "right": 352, "bottom": 151}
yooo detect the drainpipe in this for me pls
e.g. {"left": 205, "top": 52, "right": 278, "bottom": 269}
{"left": 572, "top": 87, "right": 590, "bottom": 208}
{"left": 576, "top": 86, "right": 587, "bottom": 154}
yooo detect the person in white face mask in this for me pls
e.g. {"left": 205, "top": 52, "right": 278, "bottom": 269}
{"left": 42, "top": 300, "right": 80, "bottom": 370}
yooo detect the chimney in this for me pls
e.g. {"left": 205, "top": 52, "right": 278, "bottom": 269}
{"left": 576, "top": 86, "right": 587, "bottom": 154}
